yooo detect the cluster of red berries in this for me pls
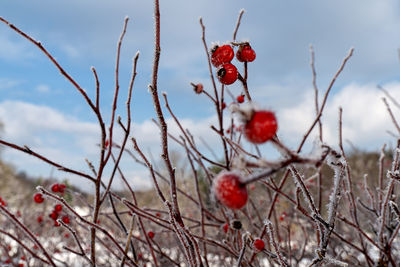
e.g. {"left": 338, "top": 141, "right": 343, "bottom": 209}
{"left": 51, "top": 183, "right": 66, "bottom": 194}
{"left": 210, "top": 42, "right": 256, "bottom": 85}
{"left": 33, "top": 183, "right": 70, "bottom": 227}
{"left": 0, "top": 196, "right": 7, "bottom": 206}
{"left": 48, "top": 204, "right": 70, "bottom": 226}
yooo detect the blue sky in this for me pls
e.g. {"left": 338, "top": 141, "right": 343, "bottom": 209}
{"left": 1, "top": 0, "right": 400, "bottom": 190}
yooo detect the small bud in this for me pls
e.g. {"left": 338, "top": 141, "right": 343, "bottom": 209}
{"left": 191, "top": 83, "right": 203, "bottom": 94}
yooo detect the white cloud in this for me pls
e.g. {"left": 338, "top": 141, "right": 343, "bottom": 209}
{"left": 278, "top": 82, "right": 400, "bottom": 151}
{"left": 0, "top": 100, "right": 223, "bottom": 190}
{"left": 35, "top": 84, "right": 50, "bottom": 93}
{"left": 0, "top": 78, "right": 22, "bottom": 90}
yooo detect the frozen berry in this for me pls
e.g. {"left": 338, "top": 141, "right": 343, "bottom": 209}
{"left": 212, "top": 171, "right": 248, "bottom": 209}
{"left": 105, "top": 139, "right": 109, "bottom": 149}
{"left": 237, "top": 94, "right": 245, "bottom": 103}
{"left": 147, "top": 231, "right": 155, "bottom": 239}
{"left": 58, "top": 184, "right": 66, "bottom": 193}
{"left": 37, "top": 216, "right": 43, "bottom": 223}
{"left": 244, "top": 110, "right": 277, "bottom": 144}
{"left": 54, "top": 204, "right": 63, "bottom": 213}
{"left": 211, "top": 44, "right": 234, "bottom": 67}
{"left": 49, "top": 211, "right": 58, "bottom": 220}
{"left": 236, "top": 44, "right": 256, "bottom": 62}
{"left": 253, "top": 239, "right": 265, "bottom": 252}
{"left": 51, "top": 184, "right": 60, "bottom": 193}
{"left": 221, "top": 102, "right": 226, "bottom": 110}
{"left": 33, "top": 193, "right": 44, "bottom": 204}
{"left": 222, "top": 223, "right": 229, "bottom": 233}
{"left": 217, "top": 63, "right": 238, "bottom": 85}
{"left": 62, "top": 215, "right": 70, "bottom": 224}
{"left": 191, "top": 83, "right": 203, "bottom": 94}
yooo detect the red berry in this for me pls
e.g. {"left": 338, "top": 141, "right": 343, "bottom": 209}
{"left": 221, "top": 102, "right": 226, "bottom": 110}
{"left": 191, "top": 83, "right": 203, "bottom": 94}
{"left": 212, "top": 171, "right": 248, "bottom": 209}
{"left": 147, "top": 231, "right": 155, "bottom": 239}
{"left": 155, "top": 212, "right": 161, "bottom": 217}
{"left": 54, "top": 204, "right": 63, "bottom": 213}
{"left": 58, "top": 184, "right": 66, "bottom": 193}
{"left": 54, "top": 220, "right": 60, "bottom": 227}
{"left": 62, "top": 215, "right": 70, "bottom": 224}
{"left": 237, "top": 94, "right": 245, "bottom": 103}
{"left": 51, "top": 184, "right": 60, "bottom": 193}
{"left": 211, "top": 44, "right": 234, "bottom": 67}
{"left": 5, "top": 259, "right": 11, "bottom": 264}
{"left": 105, "top": 139, "right": 109, "bottom": 149}
{"left": 33, "top": 193, "right": 44, "bottom": 204}
{"left": 236, "top": 44, "right": 256, "bottom": 62}
{"left": 217, "top": 63, "right": 238, "bottom": 85}
{"left": 64, "top": 233, "right": 70, "bottom": 238}
{"left": 222, "top": 223, "right": 229, "bottom": 233}
{"left": 21, "top": 256, "right": 26, "bottom": 261}
{"left": 253, "top": 239, "right": 265, "bottom": 252}
{"left": 244, "top": 110, "right": 277, "bottom": 144}
{"left": 37, "top": 216, "right": 43, "bottom": 223}
{"left": 49, "top": 211, "right": 58, "bottom": 220}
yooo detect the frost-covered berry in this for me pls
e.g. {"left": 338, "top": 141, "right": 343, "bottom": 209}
{"left": 62, "top": 215, "right": 70, "bottom": 224}
{"left": 237, "top": 94, "right": 245, "bottom": 103}
{"left": 211, "top": 44, "right": 234, "bottom": 67}
{"left": 54, "top": 204, "right": 63, "bottom": 213}
{"left": 244, "top": 110, "right": 277, "bottom": 144}
{"left": 49, "top": 211, "right": 58, "bottom": 220}
{"left": 58, "top": 184, "right": 66, "bottom": 193}
{"left": 191, "top": 83, "right": 203, "bottom": 94}
{"left": 236, "top": 44, "right": 256, "bottom": 62}
{"left": 147, "top": 231, "right": 155, "bottom": 239}
{"left": 51, "top": 184, "right": 60, "bottom": 193}
{"left": 217, "top": 63, "right": 238, "bottom": 85}
{"left": 253, "top": 238, "right": 265, "bottom": 252}
{"left": 33, "top": 193, "right": 44, "bottom": 204}
{"left": 222, "top": 223, "right": 229, "bottom": 233}
{"left": 212, "top": 171, "right": 248, "bottom": 209}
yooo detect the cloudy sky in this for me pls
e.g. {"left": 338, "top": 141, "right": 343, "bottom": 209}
{"left": 1, "top": 0, "right": 400, "bottom": 191}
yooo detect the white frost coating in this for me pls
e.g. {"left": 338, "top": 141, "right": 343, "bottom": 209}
{"left": 326, "top": 151, "right": 345, "bottom": 225}
{"left": 161, "top": 91, "right": 167, "bottom": 97}
{"left": 290, "top": 167, "right": 317, "bottom": 216}
{"left": 124, "top": 16, "right": 129, "bottom": 21}
{"left": 230, "top": 102, "right": 260, "bottom": 123}
{"left": 134, "top": 51, "right": 140, "bottom": 58}
{"left": 90, "top": 66, "right": 95, "bottom": 71}
{"left": 36, "top": 185, "right": 45, "bottom": 191}
{"left": 325, "top": 255, "right": 348, "bottom": 266}
{"left": 231, "top": 154, "right": 246, "bottom": 170}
